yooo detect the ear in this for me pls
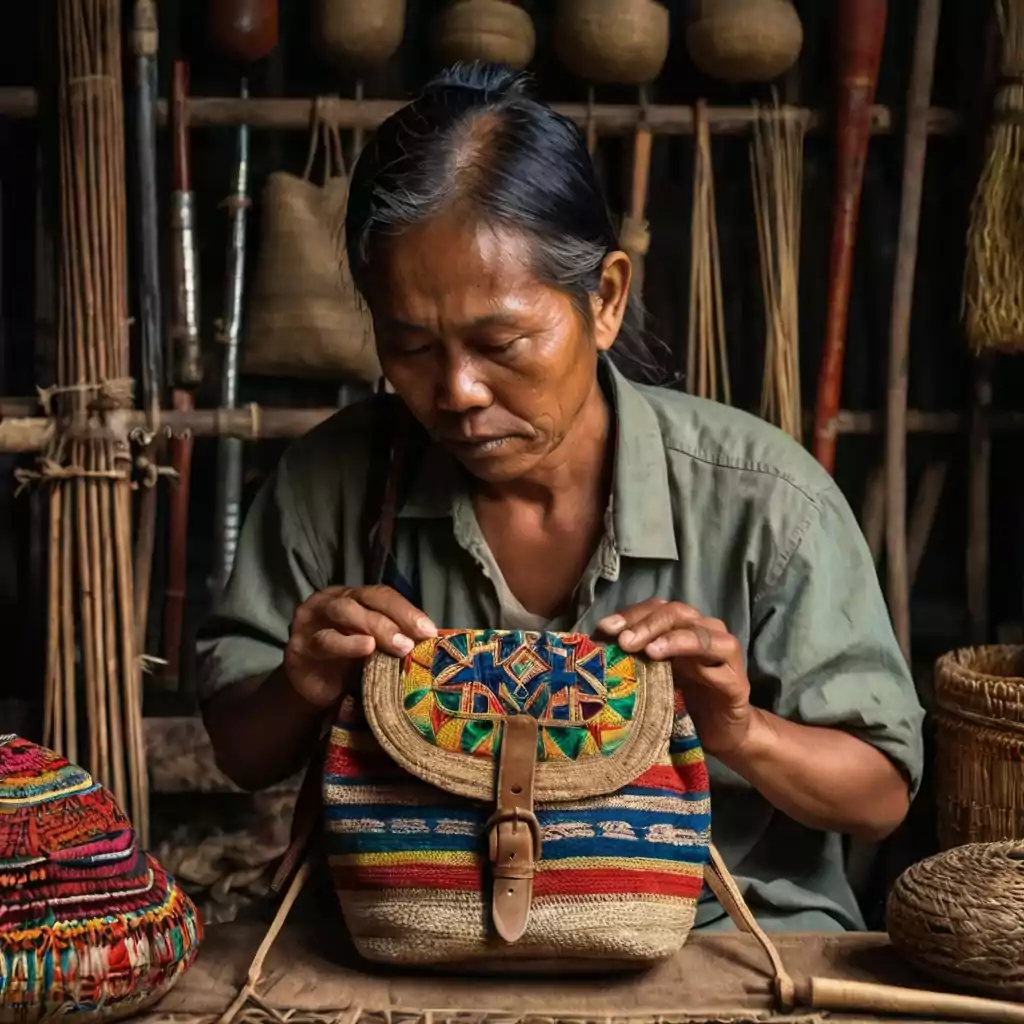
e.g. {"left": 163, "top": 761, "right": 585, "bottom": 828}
{"left": 590, "top": 251, "right": 633, "bottom": 352}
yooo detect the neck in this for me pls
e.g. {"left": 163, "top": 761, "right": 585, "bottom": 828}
{"left": 478, "top": 376, "right": 612, "bottom": 512}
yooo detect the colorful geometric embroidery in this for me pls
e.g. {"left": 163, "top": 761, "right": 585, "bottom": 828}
{"left": 0, "top": 735, "right": 202, "bottom": 1023}
{"left": 401, "top": 629, "right": 638, "bottom": 761}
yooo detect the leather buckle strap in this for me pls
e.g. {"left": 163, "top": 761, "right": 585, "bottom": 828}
{"left": 487, "top": 714, "right": 540, "bottom": 943}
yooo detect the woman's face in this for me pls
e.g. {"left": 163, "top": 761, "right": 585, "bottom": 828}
{"left": 365, "top": 210, "right": 630, "bottom": 483}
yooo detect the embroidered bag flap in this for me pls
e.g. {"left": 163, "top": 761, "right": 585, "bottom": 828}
{"left": 362, "top": 628, "right": 675, "bottom": 805}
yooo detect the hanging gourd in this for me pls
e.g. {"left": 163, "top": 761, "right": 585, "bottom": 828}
{"left": 435, "top": 0, "right": 536, "bottom": 70}
{"left": 554, "top": 0, "right": 670, "bottom": 86}
{"left": 312, "top": 0, "right": 406, "bottom": 70}
{"left": 209, "top": 0, "right": 279, "bottom": 63}
{"left": 686, "top": 0, "right": 803, "bottom": 84}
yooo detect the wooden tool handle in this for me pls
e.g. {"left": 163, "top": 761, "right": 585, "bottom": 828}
{"left": 802, "top": 976, "right": 1024, "bottom": 1024}
{"left": 812, "top": 0, "right": 887, "bottom": 473}
{"left": 172, "top": 61, "right": 189, "bottom": 193}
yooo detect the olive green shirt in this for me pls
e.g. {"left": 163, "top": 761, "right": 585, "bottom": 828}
{"left": 197, "top": 356, "right": 924, "bottom": 931}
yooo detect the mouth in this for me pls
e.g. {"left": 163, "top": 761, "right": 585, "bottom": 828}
{"left": 443, "top": 435, "right": 515, "bottom": 456}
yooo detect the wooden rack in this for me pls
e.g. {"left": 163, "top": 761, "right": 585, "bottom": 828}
{"left": 0, "top": 87, "right": 961, "bottom": 135}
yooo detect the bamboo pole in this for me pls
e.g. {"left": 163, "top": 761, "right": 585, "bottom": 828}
{"left": 0, "top": 89, "right": 965, "bottom": 135}
{"left": 46, "top": 0, "right": 148, "bottom": 843}
{"left": 884, "top": 0, "right": 942, "bottom": 662}
{"left": 8, "top": 404, "right": 1024, "bottom": 455}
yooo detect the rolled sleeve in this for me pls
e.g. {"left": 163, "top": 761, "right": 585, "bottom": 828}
{"left": 196, "top": 457, "right": 328, "bottom": 704}
{"left": 750, "top": 484, "right": 925, "bottom": 799}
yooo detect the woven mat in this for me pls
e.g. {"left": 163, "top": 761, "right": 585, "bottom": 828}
{"left": 141, "top": 921, "right": 935, "bottom": 1023}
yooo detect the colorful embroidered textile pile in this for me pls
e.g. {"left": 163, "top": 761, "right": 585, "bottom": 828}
{"left": 325, "top": 630, "right": 711, "bottom": 967}
{"left": 0, "top": 734, "right": 202, "bottom": 1023}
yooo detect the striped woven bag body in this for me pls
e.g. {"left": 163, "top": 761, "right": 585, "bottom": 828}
{"left": 322, "top": 628, "right": 712, "bottom": 968}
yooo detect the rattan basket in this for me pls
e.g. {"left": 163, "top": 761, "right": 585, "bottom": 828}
{"left": 935, "top": 645, "right": 1024, "bottom": 849}
{"left": 887, "top": 841, "right": 1024, "bottom": 1002}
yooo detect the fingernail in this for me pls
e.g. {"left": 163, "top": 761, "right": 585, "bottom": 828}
{"left": 619, "top": 629, "right": 636, "bottom": 648}
{"left": 416, "top": 617, "right": 438, "bottom": 636}
{"left": 602, "top": 615, "right": 626, "bottom": 632}
{"left": 646, "top": 639, "right": 665, "bottom": 656}
{"left": 393, "top": 634, "right": 414, "bottom": 654}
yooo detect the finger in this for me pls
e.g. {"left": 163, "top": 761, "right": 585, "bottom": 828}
{"left": 596, "top": 598, "right": 668, "bottom": 636}
{"left": 318, "top": 595, "right": 412, "bottom": 655}
{"left": 302, "top": 629, "right": 377, "bottom": 661}
{"left": 618, "top": 604, "right": 704, "bottom": 653}
{"left": 355, "top": 585, "right": 438, "bottom": 640}
{"left": 645, "top": 626, "right": 740, "bottom": 667}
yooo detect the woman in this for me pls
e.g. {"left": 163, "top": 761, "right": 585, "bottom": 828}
{"left": 199, "top": 63, "right": 924, "bottom": 934}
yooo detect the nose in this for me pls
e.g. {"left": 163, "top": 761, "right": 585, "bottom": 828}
{"left": 436, "top": 353, "right": 492, "bottom": 414}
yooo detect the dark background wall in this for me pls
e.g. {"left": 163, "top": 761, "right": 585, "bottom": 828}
{"left": 0, "top": 1, "right": 1019, "bottom": 751}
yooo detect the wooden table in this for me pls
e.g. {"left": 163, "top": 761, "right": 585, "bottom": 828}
{"left": 140, "top": 922, "right": 952, "bottom": 1024}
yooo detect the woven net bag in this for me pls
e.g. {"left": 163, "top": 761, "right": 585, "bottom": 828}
{"left": 935, "top": 645, "right": 1024, "bottom": 848}
{"left": 887, "top": 841, "right": 1024, "bottom": 1002}
{"left": 243, "top": 101, "right": 380, "bottom": 383}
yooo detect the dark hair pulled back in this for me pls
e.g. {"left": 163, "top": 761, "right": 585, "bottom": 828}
{"left": 345, "top": 61, "right": 666, "bottom": 384}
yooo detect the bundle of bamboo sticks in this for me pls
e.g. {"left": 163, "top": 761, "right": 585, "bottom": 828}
{"left": 687, "top": 101, "right": 731, "bottom": 404}
{"left": 751, "top": 98, "right": 805, "bottom": 440}
{"left": 44, "top": 0, "right": 148, "bottom": 842}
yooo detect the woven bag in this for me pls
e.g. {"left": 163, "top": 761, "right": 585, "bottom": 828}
{"left": 242, "top": 101, "right": 380, "bottom": 383}
{"left": 0, "top": 735, "right": 203, "bottom": 1023}
{"left": 328, "top": 628, "right": 705, "bottom": 967}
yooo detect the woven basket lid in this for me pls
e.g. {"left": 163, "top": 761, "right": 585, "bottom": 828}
{"left": 435, "top": 0, "right": 536, "bottom": 70}
{"left": 934, "top": 644, "right": 1024, "bottom": 731}
{"left": 554, "top": 0, "right": 670, "bottom": 85}
{"left": 887, "top": 841, "right": 1024, "bottom": 1001}
{"left": 686, "top": 0, "right": 802, "bottom": 84}
{"left": 313, "top": 0, "right": 406, "bottom": 68}
{"left": 0, "top": 733, "right": 131, "bottom": 851}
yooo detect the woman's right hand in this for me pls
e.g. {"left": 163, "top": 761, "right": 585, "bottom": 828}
{"left": 283, "top": 585, "right": 437, "bottom": 709}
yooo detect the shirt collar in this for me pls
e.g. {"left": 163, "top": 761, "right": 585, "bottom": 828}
{"left": 395, "top": 354, "right": 680, "bottom": 563}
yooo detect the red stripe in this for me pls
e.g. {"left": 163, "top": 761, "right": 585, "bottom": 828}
{"left": 332, "top": 865, "right": 703, "bottom": 900}
{"left": 677, "top": 759, "right": 709, "bottom": 793}
{"left": 631, "top": 765, "right": 691, "bottom": 792}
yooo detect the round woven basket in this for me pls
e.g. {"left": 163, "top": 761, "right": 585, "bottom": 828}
{"left": 934, "top": 645, "right": 1024, "bottom": 849}
{"left": 554, "top": 0, "right": 669, "bottom": 86}
{"left": 686, "top": 0, "right": 803, "bottom": 84}
{"left": 435, "top": 0, "right": 536, "bottom": 70}
{"left": 887, "top": 841, "right": 1024, "bottom": 1001}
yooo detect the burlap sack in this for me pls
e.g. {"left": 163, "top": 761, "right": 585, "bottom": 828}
{"left": 243, "top": 105, "right": 380, "bottom": 382}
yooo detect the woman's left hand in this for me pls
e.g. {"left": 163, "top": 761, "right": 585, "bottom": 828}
{"left": 597, "top": 599, "right": 753, "bottom": 759}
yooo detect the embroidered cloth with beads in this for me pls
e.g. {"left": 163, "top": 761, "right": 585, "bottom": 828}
{"left": 0, "top": 734, "right": 202, "bottom": 1024}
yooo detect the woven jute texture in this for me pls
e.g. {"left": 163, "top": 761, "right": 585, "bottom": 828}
{"left": 886, "top": 840, "right": 1024, "bottom": 1001}
{"left": 934, "top": 645, "right": 1024, "bottom": 847}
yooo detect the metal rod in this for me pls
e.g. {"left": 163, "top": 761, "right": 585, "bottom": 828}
{"left": 210, "top": 79, "right": 250, "bottom": 599}
{"left": 0, "top": 88, "right": 964, "bottom": 135}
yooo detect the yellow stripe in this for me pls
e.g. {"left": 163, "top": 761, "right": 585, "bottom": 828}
{"left": 328, "top": 850, "right": 479, "bottom": 869}
{"left": 670, "top": 746, "right": 705, "bottom": 767}
{"left": 0, "top": 774, "right": 93, "bottom": 806}
{"left": 328, "top": 728, "right": 381, "bottom": 752}
{"left": 536, "top": 856, "right": 705, "bottom": 876}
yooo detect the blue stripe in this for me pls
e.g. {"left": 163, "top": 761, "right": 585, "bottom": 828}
{"left": 325, "top": 828, "right": 711, "bottom": 863}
